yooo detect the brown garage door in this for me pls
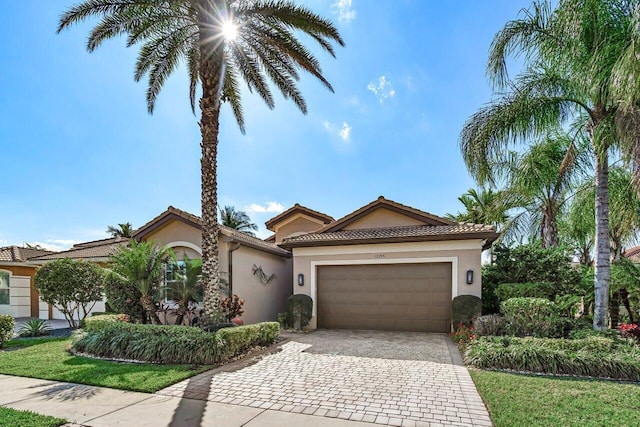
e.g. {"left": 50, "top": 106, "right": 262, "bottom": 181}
{"left": 317, "top": 263, "right": 452, "bottom": 332}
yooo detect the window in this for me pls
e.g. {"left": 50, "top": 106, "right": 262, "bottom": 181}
{"left": 163, "top": 261, "right": 185, "bottom": 302}
{"left": 0, "top": 271, "right": 9, "bottom": 305}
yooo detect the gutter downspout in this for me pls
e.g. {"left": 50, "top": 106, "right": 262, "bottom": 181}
{"left": 227, "top": 241, "right": 241, "bottom": 297}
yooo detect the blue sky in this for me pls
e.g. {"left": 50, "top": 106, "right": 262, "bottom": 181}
{"left": 0, "top": 0, "right": 531, "bottom": 250}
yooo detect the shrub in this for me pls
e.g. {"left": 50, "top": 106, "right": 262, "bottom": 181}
{"left": 452, "top": 295, "right": 482, "bottom": 330}
{"left": 618, "top": 323, "right": 640, "bottom": 344}
{"left": 495, "top": 282, "right": 557, "bottom": 301}
{"left": 501, "top": 297, "right": 559, "bottom": 337}
{"left": 221, "top": 295, "right": 245, "bottom": 322}
{"left": 35, "top": 258, "right": 104, "bottom": 328}
{"left": 18, "top": 318, "right": 50, "bottom": 337}
{"left": 473, "top": 314, "right": 506, "bottom": 336}
{"left": 103, "top": 271, "right": 146, "bottom": 323}
{"left": 482, "top": 245, "right": 585, "bottom": 314}
{"left": 82, "top": 314, "right": 128, "bottom": 332}
{"left": 277, "top": 312, "right": 289, "bottom": 328}
{"left": 287, "top": 294, "right": 313, "bottom": 330}
{"left": 451, "top": 324, "right": 476, "bottom": 351}
{"left": 0, "top": 315, "right": 14, "bottom": 348}
{"left": 73, "top": 319, "right": 279, "bottom": 364}
{"left": 464, "top": 336, "right": 640, "bottom": 381}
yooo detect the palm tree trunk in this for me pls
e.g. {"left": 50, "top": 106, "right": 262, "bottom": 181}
{"left": 175, "top": 300, "right": 187, "bottom": 325}
{"left": 198, "top": 0, "right": 227, "bottom": 326}
{"left": 593, "top": 149, "right": 611, "bottom": 330}
{"left": 541, "top": 209, "right": 559, "bottom": 249}
{"left": 140, "top": 295, "right": 161, "bottom": 325}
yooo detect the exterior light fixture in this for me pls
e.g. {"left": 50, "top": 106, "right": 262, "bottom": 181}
{"left": 466, "top": 270, "right": 474, "bottom": 285}
{"left": 298, "top": 273, "right": 304, "bottom": 286}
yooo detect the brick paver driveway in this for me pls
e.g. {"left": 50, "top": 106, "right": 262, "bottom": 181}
{"left": 159, "top": 330, "right": 492, "bottom": 427}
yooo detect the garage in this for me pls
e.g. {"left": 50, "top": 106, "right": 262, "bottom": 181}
{"left": 317, "top": 262, "right": 452, "bottom": 332}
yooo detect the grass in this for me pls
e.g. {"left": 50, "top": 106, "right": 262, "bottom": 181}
{"left": 0, "top": 337, "right": 210, "bottom": 393}
{"left": 0, "top": 407, "right": 66, "bottom": 427}
{"left": 470, "top": 369, "right": 640, "bottom": 427}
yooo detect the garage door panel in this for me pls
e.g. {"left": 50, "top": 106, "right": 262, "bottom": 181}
{"left": 317, "top": 263, "right": 452, "bottom": 333}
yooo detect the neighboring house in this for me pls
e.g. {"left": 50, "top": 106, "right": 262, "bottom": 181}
{"left": 0, "top": 246, "right": 52, "bottom": 318}
{"left": 7, "top": 196, "right": 498, "bottom": 332}
{"left": 272, "top": 197, "right": 498, "bottom": 332}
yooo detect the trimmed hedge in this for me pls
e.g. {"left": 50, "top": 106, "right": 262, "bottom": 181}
{"left": 464, "top": 336, "right": 640, "bottom": 381}
{"left": 0, "top": 315, "right": 14, "bottom": 348}
{"left": 452, "top": 295, "right": 482, "bottom": 330}
{"left": 73, "top": 317, "right": 280, "bottom": 365}
{"left": 501, "top": 297, "right": 559, "bottom": 337}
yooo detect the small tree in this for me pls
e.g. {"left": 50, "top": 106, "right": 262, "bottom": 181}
{"left": 35, "top": 258, "right": 104, "bottom": 328}
{"left": 103, "top": 270, "right": 146, "bottom": 323}
{"left": 171, "top": 256, "right": 203, "bottom": 326}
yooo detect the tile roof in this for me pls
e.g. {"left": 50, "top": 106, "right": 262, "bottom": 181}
{"left": 281, "top": 223, "right": 499, "bottom": 248}
{"left": 624, "top": 246, "right": 640, "bottom": 262}
{"left": 134, "top": 206, "right": 291, "bottom": 257}
{"left": 265, "top": 204, "right": 334, "bottom": 231}
{"left": 29, "top": 238, "right": 129, "bottom": 261}
{"left": 0, "top": 246, "right": 54, "bottom": 262}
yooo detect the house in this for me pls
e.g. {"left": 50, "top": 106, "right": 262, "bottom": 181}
{"left": 6, "top": 196, "right": 497, "bottom": 332}
{"left": 0, "top": 246, "right": 52, "bottom": 318}
{"left": 273, "top": 197, "right": 498, "bottom": 332}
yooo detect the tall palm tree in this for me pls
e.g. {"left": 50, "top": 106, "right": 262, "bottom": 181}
{"left": 446, "top": 188, "right": 510, "bottom": 227}
{"left": 459, "top": 0, "right": 640, "bottom": 329}
{"left": 559, "top": 186, "right": 596, "bottom": 266}
{"left": 219, "top": 205, "right": 258, "bottom": 236}
{"left": 58, "top": 1, "right": 344, "bottom": 323}
{"left": 107, "top": 222, "right": 134, "bottom": 238}
{"left": 110, "top": 240, "right": 174, "bottom": 325}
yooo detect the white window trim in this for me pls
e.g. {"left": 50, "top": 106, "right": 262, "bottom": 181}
{"left": 166, "top": 241, "right": 202, "bottom": 255}
{"left": 309, "top": 257, "right": 458, "bottom": 316}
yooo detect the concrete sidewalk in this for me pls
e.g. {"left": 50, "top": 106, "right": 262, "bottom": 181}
{"left": 0, "top": 374, "right": 376, "bottom": 426}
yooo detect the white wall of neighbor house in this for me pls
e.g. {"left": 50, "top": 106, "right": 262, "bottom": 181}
{"left": 292, "top": 240, "right": 483, "bottom": 329}
{"left": 0, "top": 273, "right": 31, "bottom": 318}
{"left": 232, "top": 246, "right": 293, "bottom": 324}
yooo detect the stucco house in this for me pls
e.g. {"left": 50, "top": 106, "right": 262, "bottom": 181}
{"left": 0, "top": 246, "right": 52, "bottom": 318}
{"left": 4, "top": 196, "right": 497, "bottom": 332}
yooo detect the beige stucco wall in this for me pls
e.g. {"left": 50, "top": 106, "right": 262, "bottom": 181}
{"left": 291, "top": 240, "right": 483, "bottom": 329}
{"left": 342, "top": 208, "right": 425, "bottom": 230}
{"left": 232, "top": 246, "right": 292, "bottom": 324}
{"left": 274, "top": 215, "right": 325, "bottom": 244}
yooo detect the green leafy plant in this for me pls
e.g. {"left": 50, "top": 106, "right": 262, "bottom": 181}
{"left": 220, "top": 294, "right": 245, "bottom": 322}
{"left": 18, "top": 318, "right": 51, "bottom": 337}
{"left": 35, "top": 258, "right": 104, "bottom": 328}
{"left": 103, "top": 270, "right": 146, "bottom": 323}
{"left": 464, "top": 336, "right": 640, "bottom": 381}
{"left": 287, "top": 294, "right": 313, "bottom": 330}
{"left": 0, "top": 315, "right": 14, "bottom": 348}
{"left": 277, "top": 312, "right": 289, "bottom": 328}
{"left": 501, "top": 297, "right": 560, "bottom": 337}
{"left": 618, "top": 323, "right": 640, "bottom": 344}
{"left": 451, "top": 295, "right": 482, "bottom": 330}
{"left": 473, "top": 314, "right": 506, "bottom": 336}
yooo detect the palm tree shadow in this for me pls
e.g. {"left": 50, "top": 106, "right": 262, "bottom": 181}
{"left": 169, "top": 371, "right": 214, "bottom": 427}
{"left": 29, "top": 383, "right": 99, "bottom": 401}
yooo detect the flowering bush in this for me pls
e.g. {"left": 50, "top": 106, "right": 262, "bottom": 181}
{"left": 451, "top": 323, "right": 477, "bottom": 350}
{"left": 618, "top": 323, "right": 640, "bottom": 343}
{"left": 221, "top": 294, "right": 245, "bottom": 322}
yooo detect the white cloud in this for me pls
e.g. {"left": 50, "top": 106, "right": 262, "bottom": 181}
{"left": 33, "top": 239, "right": 82, "bottom": 252}
{"left": 246, "top": 202, "right": 286, "bottom": 214}
{"left": 367, "top": 75, "right": 396, "bottom": 104}
{"left": 332, "top": 0, "right": 356, "bottom": 24}
{"left": 339, "top": 122, "right": 352, "bottom": 141}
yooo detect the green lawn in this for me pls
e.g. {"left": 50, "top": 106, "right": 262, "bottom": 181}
{"left": 0, "top": 407, "right": 66, "bottom": 427}
{"left": 470, "top": 369, "right": 640, "bottom": 427}
{"left": 0, "top": 338, "right": 210, "bottom": 393}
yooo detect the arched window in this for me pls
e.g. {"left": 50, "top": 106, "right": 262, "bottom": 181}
{"left": 0, "top": 271, "right": 9, "bottom": 305}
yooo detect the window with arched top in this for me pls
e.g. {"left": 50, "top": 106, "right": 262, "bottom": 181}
{"left": 0, "top": 271, "right": 9, "bottom": 305}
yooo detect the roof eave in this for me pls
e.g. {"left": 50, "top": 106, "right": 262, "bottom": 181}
{"left": 281, "top": 232, "right": 501, "bottom": 249}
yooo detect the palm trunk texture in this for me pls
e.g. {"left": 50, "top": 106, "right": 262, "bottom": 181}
{"left": 198, "top": 0, "right": 226, "bottom": 326}
{"left": 593, "top": 150, "right": 610, "bottom": 330}
{"left": 141, "top": 295, "right": 161, "bottom": 325}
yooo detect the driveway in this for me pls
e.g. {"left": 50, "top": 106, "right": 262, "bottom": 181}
{"left": 159, "top": 330, "right": 492, "bottom": 427}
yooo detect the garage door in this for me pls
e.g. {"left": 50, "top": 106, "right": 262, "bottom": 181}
{"left": 317, "top": 263, "right": 452, "bottom": 332}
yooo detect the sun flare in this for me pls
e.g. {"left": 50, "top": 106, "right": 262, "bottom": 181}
{"left": 222, "top": 20, "right": 238, "bottom": 41}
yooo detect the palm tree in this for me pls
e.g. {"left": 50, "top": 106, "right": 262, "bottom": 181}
{"left": 559, "top": 186, "right": 596, "bottom": 266}
{"left": 58, "top": 1, "right": 344, "bottom": 323}
{"left": 459, "top": 0, "right": 640, "bottom": 329}
{"left": 446, "top": 188, "right": 510, "bottom": 227}
{"left": 110, "top": 240, "right": 174, "bottom": 325}
{"left": 107, "top": 222, "right": 134, "bottom": 238}
{"left": 170, "top": 256, "right": 203, "bottom": 325}
{"left": 219, "top": 206, "right": 258, "bottom": 236}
